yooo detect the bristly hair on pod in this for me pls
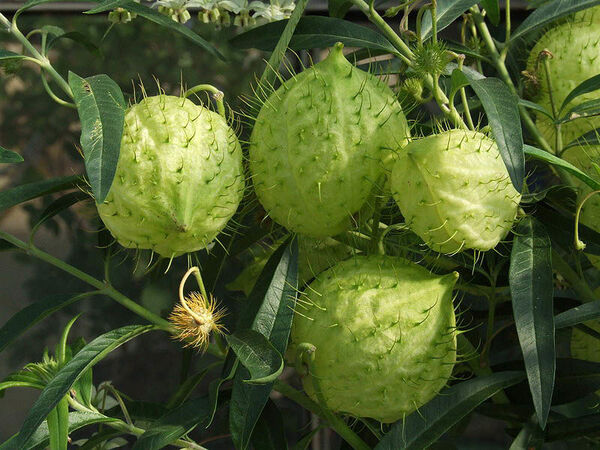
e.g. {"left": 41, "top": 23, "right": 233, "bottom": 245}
{"left": 169, "top": 267, "right": 227, "bottom": 351}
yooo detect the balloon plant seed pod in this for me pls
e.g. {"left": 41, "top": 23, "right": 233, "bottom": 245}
{"left": 249, "top": 42, "right": 410, "bottom": 238}
{"left": 391, "top": 129, "right": 521, "bottom": 254}
{"left": 291, "top": 255, "right": 459, "bottom": 423}
{"left": 97, "top": 92, "right": 244, "bottom": 258}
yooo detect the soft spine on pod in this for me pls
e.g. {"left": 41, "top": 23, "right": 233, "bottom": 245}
{"left": 290, "top": 255, "right": 458, "bottom": 423}
{"left": 97, "top": 95, "right": 244, "bottom": 258}
{"left": 249, "top": 42, "right": 410, "bottom": 238}
{"left": 391, "top": 129, "right": 521, "bottom": 254}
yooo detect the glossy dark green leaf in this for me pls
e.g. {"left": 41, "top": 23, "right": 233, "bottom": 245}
{"left": 453, "top": 70, "right": 524, "bottom": 192}
{"left": 420, "top": 0, "right": 480, "bottom": 40}
{"left": 10, "top": 325, "right": 153, "bottom": 449}
{"left": 559, "top": 99, "right": 600, "bottom": 124}
{"left": 524, "top": 145, "right": 600, "bottom": 191}
{"left": 555, "top": 302, "right": 600, "bottom": 329}
{"left": 230, "top": 238, "right": 298, "bottom": 450}
{"left": 509, "top": 217, "right": 555, "bottom": 429}
{"left": 562, "top": 128, "right": 600, "bottom": 152}
{"left": 518, "top": 99, "right": 554, "bottom": 120}
{"left": 0, "top": 411, "right": 117, "bottom": 450}
{"left": 292, "top": 428, "right": 322, "bottom": 450}
{"left": 166, "top": 365, "right": 216, "bottom": 409}
{"left": 0, "top": 147, "right": 23, "bottom": 164}
{"left": 85, "top": 0, "right": 224, "bottom": 60}
{"left": 31, "top": 190, "right": 91, "bottom": 236}
{"left": 511, "top": 0, "right": 600, "bottom": 42}
{"left": 0, "top": 176, "right": 81, "bottom": 214}
{"left": 328, "top": 0, "right": 353, "bottom": 18}
{"left": 225, "top": 330, "right": 284, "bottom": 384}
{"left": 14, "top": 0, "right": 68, "bottom": 19}
{"left": 375, "top": 372, "right": 526, "bottom": 449}
{"left": 131, "top": 396, "right": 212, "bottom": 450}
{"left": 250, "top": 399, "right": 288, "bottom": 450}
{"left": 207, "top": 354, "right": 237, "bottom": 426}
{"left": 481, "top": 0, "right": 500, "bottom": 25}
{"left": 230, "top": 16, "right": 397, "bottom": 54}
{"left": 509, "top": 419, "right": 545, "bottom": 450}
{"left": 47, "top": 31, "right": 100, "bottom": 56}
{"left": 0, "top": 292, "right": 97, "bottom": 354}
{"left": 545, "top": 413, "right": 600, "bottom": 441}
{"left": 69, "top": 72, "right": 125, "bottom": 204}
{"left": 0, "top": 50, "right": 26, "bottom": 62}
{"left": 560, "top": 74, "right": 600, "bottom": 113}
{"left": 259, "top": 0, "right": 309, "bottom": 88}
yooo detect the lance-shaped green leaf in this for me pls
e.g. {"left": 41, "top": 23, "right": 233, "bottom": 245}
{"left": 555, "top": 302, "right": 600, "bottom": 329}
{"left": 560, "top": 74, "right": 600, "bottom": 112}
{"left": 230, "top": 238, "right": 298, "bottom": 450}
{"left": 69, "top": 72, "right": 125, "bottom": 204}
{"left": 0, "top": 147, "right": 24, "bottom": 164}
{"left": 0, "top": 292, "right": 98, "bottom": 354}
{"left": 509, "top": 217, "right": 555, "bottom": 429}
{"left": 452, "top": 70, "right": 525, "bottom": 192}
{"left": 481, "top": 0, "right": 500, "bottom": 25}
{"left": 31, "top": 190, "right": 91, "bottom": 236}
{"left": 563, "top": 128, "right": 600, "bottom": 152}
{"left": 131, "top": 396, "right": 212, "bottom": 450}
{"left": 10, "top": 325, "right": 153, "bottom": 449}
{"left": 86, "top": 0, "right": 224, "bottom": 60}
{"left": 375, "top": 371, "right": 526, "bottom": 449}
{"left": 328, "top": 0, "right": 352, "bottom": 18}
{"left": 0, "top": 176, "right": 81, "bottom": 213}
{"left": 524, "top": 145, "right": 600, "bottom": 191}
{"left": 226, "top": 330, "right": 284, "bottom": 384}
{"left": 420, "top": 0, "right": 480, "bottom": 40}
{"left": 0, "top": 411, "right": 118, "bottom": 450}
{"left": 0, "top": 49, "right": 27, "bottom": 62}
{"left": 511, "top": 0, "right": 600, "bottom": 42}
{"left": 231, "top": 16, "right": 396, "bottom": 54}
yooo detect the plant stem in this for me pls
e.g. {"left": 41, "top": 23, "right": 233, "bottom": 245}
{"left": 67, "top": 397, "right": 207, "bottom": 449}
{"left": 470, "top": 7, "right": 553, "bottom": 153}
{"left": 0, "top": 230, "right": 171, "bottom": 330}
{"left": 504, "top": 0, "right": 511, "bottom": 44}
{"left": 552, "top": 250, "right": 598, "bottom": 303}
{"left": 273, "top": 380, "right": 323, "bottom": 416}
{"left": 0, "top": 12, "right": 73, "bottom": 99}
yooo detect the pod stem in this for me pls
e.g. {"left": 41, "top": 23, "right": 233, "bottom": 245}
{"left": 574, "top": 190, "right": 600, "bottom": 251}
{"left": 184, "top": 84, "right": 226, "bottom": 118}
{"left": 178, "top": 266, "right": 209, "bottom": 323}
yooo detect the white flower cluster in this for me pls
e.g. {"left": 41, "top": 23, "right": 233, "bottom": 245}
{"left": 149, "top": 0, "right": 296, "bottom": 26}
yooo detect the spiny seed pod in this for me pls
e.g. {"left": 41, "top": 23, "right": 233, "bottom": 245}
{"left": 391, "top": 130, "right": 521, "bottom": 254}
{"left": 527, "top": 13, "right": 600, "bottom": 147}
{"left": 291, "top": 255, "right": 458, "bottom": 423}
{"left": 249, "top": 43, "right": 410, "bottom": 238}
{"left": 97, "top": 94, "right": 244, "bottom": 258}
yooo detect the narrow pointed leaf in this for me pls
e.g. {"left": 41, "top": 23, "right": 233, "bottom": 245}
{"left": 524, "top": 145, "right": 600, "bottom": 190}
{"left": 132, "top": 396, "right": 212, "bottom": 450}
{"left": 328, "top": 0, "right": 353, "bottom": 18}
{"left": 0, "top": 411, "right": 117, "bottom": 450}
{"left": 250, "top": 399, "right": 288, "bottom": 450}
{"left": 509, "top": 217, "right": 555, "bottom": 429}
{"left": 375, "top": 371, "right": 526, "bottom": 449}
{"left": 0, "top": 147, "right": 24, "bottom": 163}
{"left": 420, "top": 0, "right": 480, "bottom": 40}
{"left": 559, "top": 99, "right": 600, "bottom": 123}
{"left": 230, "top": 16, "right": 396, "bottom": 54}
{"left": 259, "top": 0, "right": 309, "bottom": 89}
{"left": 563, "top": 128, "right": 600, "bottom": 151}
{"left": 225, "top": 330, "right": 284, "bottom": 384}
{"left": 453, "top": 70, "right": 524, "bottom": 192}
{"left": 30, "top": 190, "right": 91, "bottom": 235}
{"left": 0, "top": 176, "right": 81, "bottom": 213}
{"left": 511, "top": 0, "right": 600, "bottom": 42}
{"left": 0, "top": 292, "right": 97, "bottom": 353}
{"left": 0, "top": 50, "right": 26, "bottom": 62}
{"left": 10, "top": 325, "right": 153, "bottom": 449}
{"left": 86, "top": 0, "right": 224, "bottom": 60}
{"left": 69, "top": 72, "right": 125, "bottom": 204}
{"left": 555, "top": 302, "right": 600, "bottom": 329}
{"left": 230, "top": 238, "right": 298, "bottom": 450}
{"left": 560, "top": 74, "right": 600, "bottom": 112}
